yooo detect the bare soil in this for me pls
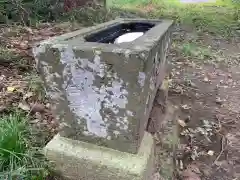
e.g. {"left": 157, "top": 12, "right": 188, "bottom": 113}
{"left": 167, "top": 25, "right": 240, "bottom": 180}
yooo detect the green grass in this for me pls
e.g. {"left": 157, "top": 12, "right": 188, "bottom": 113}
{"left": 25, "top": 73, "right": 46, "bottom": 101}
{"left": 0, "top": 46, "right": 31, "bottom": 70}
{"left": 0, "top": 111, "right": 48, "bottom": 179}
{"left": 177, "top": 42, "right": 213, "bottom": 59}
{"left": 0, "top": 47, "right": 20, "bottom": 64}
{"left": 109, "top": 0, "right": 239, "bottom": 37}
{"left": 61, "top": 5, "right": 146, "bottom": 26}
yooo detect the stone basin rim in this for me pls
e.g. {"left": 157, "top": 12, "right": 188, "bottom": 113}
{"left": 33, "top": 18, "right": 174, "bottom": 54}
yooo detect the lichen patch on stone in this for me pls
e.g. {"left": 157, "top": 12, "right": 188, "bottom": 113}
{"left": 57, "top": 47, "right": 130, "bottom": 138}
{"left": 138, "top": 72, "right": 146, "bottom": 87}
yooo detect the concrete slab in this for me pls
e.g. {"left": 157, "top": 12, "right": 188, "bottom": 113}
{"left": 44, "top": 131, "right": 155, "bottom": 180}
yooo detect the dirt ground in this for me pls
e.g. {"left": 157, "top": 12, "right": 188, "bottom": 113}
{"left": 167, "top": 25, "right": 240, "bottom": 180}
{"left": 0, "top": 22, "right": 240, "bottom": 180}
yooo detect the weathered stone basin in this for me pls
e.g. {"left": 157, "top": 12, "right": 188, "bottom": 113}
{"left": 33, "top": 18, "right": 173, "bottom": 154}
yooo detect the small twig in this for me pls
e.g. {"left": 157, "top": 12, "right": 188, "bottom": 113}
{"left": 221, "top": 119, "right": 236, "bottom": 124}
{"left": 204, "top": 134, "right": 212, "bottom": 143}
{"left": 27, "top": 102, "right": 36, "bottom": 117}
{"left": 217, "top": 114, "right": 221, "bottom": 128}
{"left": 181, "top": 84, "right": 199, "bottom": 91}
{"left": 213, "top": 136, "right": 227, "bottom": 164}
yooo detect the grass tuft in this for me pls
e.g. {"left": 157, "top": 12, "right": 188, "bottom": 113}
{"left": 0, "top": 47, "right": 20, "bottom": 64}
{"left": 0, "top": 46, "right": 30, "bottom": 70}
{"left": 25, "top": 73, "right": 46, "bottom": 101}
{"left": 179, "top": 42, "right": 212, "bottom": 59}
{"left": 0, "top": 111, "right": 48, "bottom": 179}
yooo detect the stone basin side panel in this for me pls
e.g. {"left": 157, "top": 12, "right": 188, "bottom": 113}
{"left": 138, "top": 28, "right": 172, "bottom": 142}
{"left": 34, "top": 43, "right": 149, "bottom": 153}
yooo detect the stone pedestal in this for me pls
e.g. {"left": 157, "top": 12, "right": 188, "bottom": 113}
{"left": 44, "top": 132, "right": 154, "bottom": 180}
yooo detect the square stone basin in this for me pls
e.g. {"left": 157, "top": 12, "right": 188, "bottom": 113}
{"left": 33, "top": 18, "right": 173, "bottom": 154}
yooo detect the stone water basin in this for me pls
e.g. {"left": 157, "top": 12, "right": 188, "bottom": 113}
{"left": 33, "top": 18, "right": 173, "bottom": 153}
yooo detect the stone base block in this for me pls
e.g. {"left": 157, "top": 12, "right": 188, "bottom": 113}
{"left": 44, "top": 132, "right": 155, "bottom": 180}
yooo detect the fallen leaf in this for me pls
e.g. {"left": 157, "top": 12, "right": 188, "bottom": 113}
{"left": 7, "top": 86, "right": 16, "bottom": 92}
{"left": 207, "top": 150, "right": 214, "bottom": 156}
{"left": 24, "top": 27, "right": 34, "bottom": 34}
{"left": 0, "top": 75, "right": 6, "bottom": 81}
{"left": 178, "top": 119, "right": 187, "bottom": 127}
{"left": 189, "top": 81, "right": 197, "bottom": 88}
{"left": 18, "top": 102, "right": 30, "bottom": 111}
{"left": 30, "top": 119, "right": 40, "bottom": 124}
{"left": 203, "top": 76, "right": 210, "bottom": 83}
{"left": 42, "top": 120, "right": 48, "bottom": 125}
{"left": 174, "top": 85, "right": 183, "bottom": 94}
{"left": 185, "top": 116, "right": 191, "bottom": 123}
{"left": 50, "top": 120, "right": 59, "bottom": 129}
{"left": 23, "top": 92, "right": 34, "bottom": 100}
{"left": 187, "top": 164, "right": 201, "bottom": 174}
{"left": 191, "top": 147, "right": 199, "bottom": 160}
{"left": 0, "top": 106, "right": 6, "bottom": 113}
{"left": 30, "top": 103, "right": 45, "bottom": 113}
{"left": 181, "top": 104, "right": 191, "bottom": 110}
{"left": 152, "top": 172, "right": 164, "bottom": 180}
{"left": 19, "top": 41, "right": 29, "bottom": 50}
{"left": 180, "top": 159, "right": 184, "bottom": 170}
{"left": 216, "top": 97, "right": 224, "bottom": 105}
{"left": 45, "top": 103, "right": 51, "bottom": 109}
{"left": 35, "top": 112, "right": 42, "bottom": 120}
